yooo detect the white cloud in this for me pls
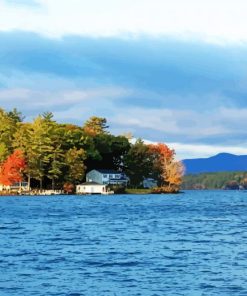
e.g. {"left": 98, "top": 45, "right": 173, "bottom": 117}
{"left": 0, "top": 86, "right": 130, "bottom": 108}
{"left": 1, "top": 87, "right": 247, "bottom": 141}
{"left": 168, "top": 142, "right": 247, "bottom": 159}
{"left": 110, "top": 106, "right": 247, "bottom": 138}
{"left": 141, "top": 139, "right": 247, "bottom": 159}
{"left": 1, "top": 0, "right": 247, "bottom": 43}
{"left": 0, "top": 88, "right": 32, "bottom": 101}
{"left": 1, "top": 86, "right": 247, "bottom": 159}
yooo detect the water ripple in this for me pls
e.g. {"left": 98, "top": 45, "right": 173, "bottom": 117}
{"left": 0, "top": 191, "right": 247, "bottom": 295}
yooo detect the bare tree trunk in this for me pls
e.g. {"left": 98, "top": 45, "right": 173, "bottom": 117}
{"left": 40, "top": 178, "right": 43, "bottom": 191}
{"left": 52, "top": 178, "right": 55, "bottom": 191}
{"left": 19, "top": 181, "right": 22, "bottom": 194}
{"left": 28, "top": 175, "right": 31, "bottom": 192}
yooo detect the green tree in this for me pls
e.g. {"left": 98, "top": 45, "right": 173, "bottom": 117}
{"left": 85, "top": 134, "right": 130, "bottom": 171}
{"left": 0, "top": 108, "right": 20, "bottom": 161}
{"left": 0, "top": 143, "right": 8, "bottom": 165}
{"left": 124, "top": 139, "right": 153, "bottom": 187}
{"left": 7, "top": 108, "right": 24, "bottom": 123}
{"left": 42, "top": 114, "right": 65, "bottom": 190}
{"left": 12, "top": 122, "right": 32, "bottom": 189}
{"left": 83, "top": 116, "right": 109, "bottom": 135}
{"left": 24, "top": 115, "right": 56, "bottom": 189}
{"left": 62, "top": 124, "right": 85, "bottom": 150}
{"left": 64, "top": 148, "right": 87, "bottom": 184}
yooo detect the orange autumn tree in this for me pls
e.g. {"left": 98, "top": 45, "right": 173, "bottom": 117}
{"left": 163, "top": 160, "right": 185, "bottom": 192}
{"left": 0, "top": 150, "right": 26, "bottom": 186}
{"left": 149, "top": 143, "right": 175, "bottom": 184}
{"left": 149, "top": 143, "right": 184, "bottom": 193}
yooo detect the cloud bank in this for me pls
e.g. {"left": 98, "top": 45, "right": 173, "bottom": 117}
{"left": 0, "top": 1, "right": 247, "bottom": 158}
{"left": 2, "top": 0, "right": 247, "bottom": 43}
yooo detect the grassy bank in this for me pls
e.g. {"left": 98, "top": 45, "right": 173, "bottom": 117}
{"left": 125, "top": 188, "right": 152, "bottom": 194}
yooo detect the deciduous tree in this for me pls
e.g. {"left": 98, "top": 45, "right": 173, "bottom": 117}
{"left": 163, "top": 160, "right": 185, "bottom": 192}
{"left": 148, "top": 143, "right": 175, "bottom": 185}
{"left": 124, "top": 139, "right": 153, "bottom": 187}
{"left": 0, "top": 150, "right": 26, "bottom": 186}
{"left": 64, "top": 148, "right": 87, "bottom": 184}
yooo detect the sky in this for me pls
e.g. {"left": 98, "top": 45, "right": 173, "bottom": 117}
{"left": 1, "top": 0, "right": 247, "bottom": 159}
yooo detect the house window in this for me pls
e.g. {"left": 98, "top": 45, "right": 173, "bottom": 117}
{"left": 109, "top": 174, "right": 113, "bottom": 178}
{"left": 103, "top": 174, "right": 108, "bottom": 178}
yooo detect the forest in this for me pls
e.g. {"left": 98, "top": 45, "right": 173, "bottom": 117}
{"left": 182, "top": 171, "right": 247, "bottom": 190}
{"left": 0, "top": 108, "right": 184, "bottom": 193}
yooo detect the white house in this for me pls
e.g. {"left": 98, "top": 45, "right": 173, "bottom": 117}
{"left": 76, "top": 182, "right": 107, "bottom": 194}
{"left": 86, "top": 169, "right": 128, "bottom": 186}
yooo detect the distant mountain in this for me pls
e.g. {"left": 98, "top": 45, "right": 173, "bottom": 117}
{"left": 183, "top": 153, "right": 247, "bottom": 174}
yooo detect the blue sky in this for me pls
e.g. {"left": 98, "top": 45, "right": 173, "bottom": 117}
{"left": 0, "top": 0, "right": 247, "bottom": 158}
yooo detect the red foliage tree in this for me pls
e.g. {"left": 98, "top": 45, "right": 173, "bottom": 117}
{"left": 148, "top": 143, "right": 184, "bottom": 192}
{"left": 63, "top": 182, "right": 75, "bottom": 194}
{"left": 0, "top": 150, "right": 26, "bottom": 186}
{"left": 149, "top": 143, "right": 175, "bottom": 164}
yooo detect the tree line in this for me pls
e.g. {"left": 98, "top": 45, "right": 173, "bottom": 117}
{"left": 182, "top": 171, "right": 247, "bottom": 190}
{"left": 0, "top": 108, "right": 184, "bottom": 193}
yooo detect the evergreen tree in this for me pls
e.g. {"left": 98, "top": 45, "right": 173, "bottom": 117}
{"left": 0, "top": 108, "right": 20, "bottom": 162}
{"left": 83, "top": 116, "right": 109, "bottom": 135}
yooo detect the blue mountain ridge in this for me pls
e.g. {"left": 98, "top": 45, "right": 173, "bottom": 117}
{"left": 183, "top": 153, "right": 247, "bottom": 174}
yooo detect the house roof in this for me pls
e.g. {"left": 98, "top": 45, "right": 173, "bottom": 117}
{"left": 109, "top": 178, "right": 128, "bottom": 181}
{"left": 79, "top": 182, "right": 105, "bottom": 186}
{"left": 92, "top": 169, "right": 121, "bottom": 174}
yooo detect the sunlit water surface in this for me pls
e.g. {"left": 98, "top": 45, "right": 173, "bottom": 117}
{"left": 0, "top": 191, "right": 247, "bottom": 296}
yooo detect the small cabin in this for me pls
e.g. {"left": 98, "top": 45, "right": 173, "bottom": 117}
{"left": 76, "top": 182, "right": 107, "bottom": 194}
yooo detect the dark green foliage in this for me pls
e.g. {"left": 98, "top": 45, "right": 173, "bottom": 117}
{"left": 7, "top": 108, "right": 24, "bottom": 123}
{"left": 85, "top": 134, "right": 130, "bottom": 172}
{"left": 124, "top": 139, "right": 153, "bottom": 187}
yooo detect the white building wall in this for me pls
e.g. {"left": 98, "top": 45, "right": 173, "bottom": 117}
{"left": 76, "top": 184, "right": 106, "bottom": 194}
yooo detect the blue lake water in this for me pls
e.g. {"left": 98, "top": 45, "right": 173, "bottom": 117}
{"left": 0, "top": 191, "right": 247, "bottom": 296}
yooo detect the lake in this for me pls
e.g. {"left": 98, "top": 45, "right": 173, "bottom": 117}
{"left": 0, "top": 191, "right": 247, "bottom": 296}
